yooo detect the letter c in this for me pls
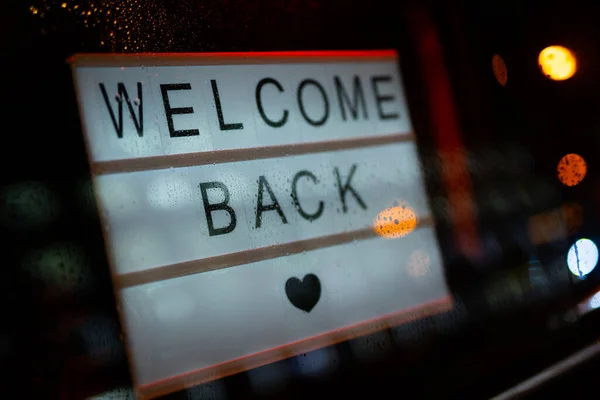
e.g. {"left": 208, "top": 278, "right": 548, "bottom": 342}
{"left": 256, "top": 78, "right": 289, "bottom": 128}
{"left": 291, "top": 170, "right": 324, "bottom": 221}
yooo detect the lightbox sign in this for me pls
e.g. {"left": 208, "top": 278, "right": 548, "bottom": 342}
{"left": 69, "top": 50, "right": 451, "bottom": 399}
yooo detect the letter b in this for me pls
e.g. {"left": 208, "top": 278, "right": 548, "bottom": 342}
{"left": 199, "top": 181, "right": 237, "bottom": 236}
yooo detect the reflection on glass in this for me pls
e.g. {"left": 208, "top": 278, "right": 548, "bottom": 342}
{"left": 562, "top": 202, "right": 583, "bottom": 234}
{"left": 184, "top": 381, "right": 228, "bottom": 400}
{"left": 349, "top": 330, "right": 393, "bottom": 363}
{"left": 247, "top": 361, "right": 290, "bottom": 396}
{"left": 79, "top": 316, "right": 121, "bottom": 365}
{"left": 567, "top": 238, "right": 598, "bottom": 277}
{"left": 539, "top": 45, "right": 577, "bottom": 81}
{"left": 292, "top": 347, "right": 339, "bottom": 378}
{"left": 373, "top": 201, "right": 417, "bottom": 239}
{"left": 86, "top": 387, "right": 135, "bottom": 400}
{"left": 526, "top": 202, "right": 582, "bottom": 246}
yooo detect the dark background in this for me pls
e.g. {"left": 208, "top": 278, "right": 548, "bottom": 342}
{"left": 2, "top": 0, "right": 600, "bottom": 398}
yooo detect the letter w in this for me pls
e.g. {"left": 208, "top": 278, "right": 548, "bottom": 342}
{"left": 99, "top": 82, "right": 143, "bottom": 138}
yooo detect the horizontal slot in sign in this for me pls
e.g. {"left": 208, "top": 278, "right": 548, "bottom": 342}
{"left": 69, "top": 50, "right": 452, "bottom": 399}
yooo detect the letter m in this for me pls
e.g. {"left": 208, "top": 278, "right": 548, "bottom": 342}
{"left": 99, "top": 82, "right": 143, "bottom": 138}
{"left": 334, "top": 75, "right": 368, "bottom": 121}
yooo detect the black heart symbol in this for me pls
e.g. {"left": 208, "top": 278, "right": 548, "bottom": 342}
{"left": 285, "top": 274, "right": 321, "bottom": 312}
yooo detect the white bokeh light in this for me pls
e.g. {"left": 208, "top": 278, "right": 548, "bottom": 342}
{"left": 567, "top": 238, "right": 599, "bottom": 277}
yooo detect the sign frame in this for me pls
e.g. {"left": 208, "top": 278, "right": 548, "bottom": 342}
{"left": 69, "top": 50, "right": 452, "bottom": 399}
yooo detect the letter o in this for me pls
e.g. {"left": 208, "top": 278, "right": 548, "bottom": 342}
{"left": 297, "top": 79, "right": 329, "bottom": 127}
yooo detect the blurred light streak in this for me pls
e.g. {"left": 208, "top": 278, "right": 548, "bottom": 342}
{"left": 491, "top": 341, "right": 600, "bottom": 400}
{"left": 528, "top": 202, "right": 583, "bottom": 245}
{"left": 409, "top": 7, "right": 481, "bottom": 260}
{"left": 577, "top": 289, "right": 600, "bottom": 315}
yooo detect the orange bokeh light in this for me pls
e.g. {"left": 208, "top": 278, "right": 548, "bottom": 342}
{"left": 557, "top": 153, "right": 587, "bottom": 186}
{"left": 492, "top": 54, "right": 508, "bottom": 86}
{"left": 373, "top": 202, "right": 418, "bottom": 239}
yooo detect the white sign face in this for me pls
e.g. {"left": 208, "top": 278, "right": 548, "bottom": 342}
{"left": 70, "top": 51, "right": 451, "bottom": 399}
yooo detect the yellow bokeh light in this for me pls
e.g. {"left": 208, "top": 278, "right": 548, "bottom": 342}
{"left": 373, "top": 202, "right": 418, "bottom": 239}
{"left": 557, "top": 153, "right": 587, "bottom": 186}
{"left": 539, "top": 46, "right": 577, "bottom": 81}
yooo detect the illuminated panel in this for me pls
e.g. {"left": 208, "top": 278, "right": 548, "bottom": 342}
{"left": 69, "top": 51, "right": 451, "bottom": 399}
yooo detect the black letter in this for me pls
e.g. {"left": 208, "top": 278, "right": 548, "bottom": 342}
{"left": 256, "top": 78, "right": 288, "bottom": 127}
{"left": 334, "top": 76, "right": 368, "bottom": 120}
{"left": 297, "top": 79, "right": 329, "bottom": 126}
{"left": 334, "top": 164, "right": 367, "bottom": 212}
{"left": 211, "top": 80, "right": 244, "bottom": 131}
{"left": 199, "top": 182, "right": 237, "bottom": 236}
{"left": 371, "top": 75, "right": 399, "bottom": 120}
{"left": 160, "top": 84, "right": 199, "bottom": 137}
{"left": 99, "top": 82, "right": 143, "bottom": 138}
{"left": 255, "top": 176, "right": 287, "bottom": 228}
{"left": 291, "top": 171, "right": 324, "bottom": 221}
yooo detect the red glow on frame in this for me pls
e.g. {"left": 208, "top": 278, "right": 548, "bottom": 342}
{"left": 68, "top": 50, "right": 398, "bottom": 65}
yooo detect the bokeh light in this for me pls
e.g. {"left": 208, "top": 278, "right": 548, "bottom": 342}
{"left": 407, "top": 249, "right": 430, "bottom": 277}
{"left": 539, "top": 45, "right": 577, "bottom": 81}
{"left": 567, "top": 238, "right": 598, "bottom": 277}
{"left": 557, "top": 153, "right": 587, "bottom": 186}
{"left": 492, "top": 54, "right": 508, "bottom": 86}
{"left": 29, "top": 0, "right": 172, "bottom": 52}
{"left": 21, "top": 242, "right": 90, "bottom": 294}
{"left": 1, "top": 181, "right": 59, "bottom": 230}
{"left": 96, "top": 179, "right": 139, "bottom": 218}
{"left": 373, "top": 201, "right": 418, "bottom": 238}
